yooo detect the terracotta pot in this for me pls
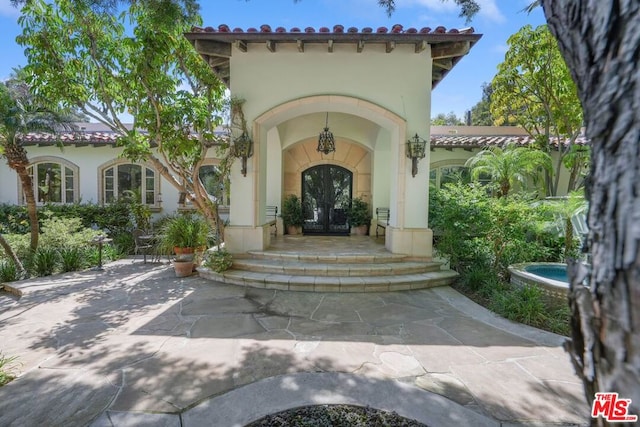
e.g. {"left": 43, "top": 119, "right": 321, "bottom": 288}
{"left": 174, "top": 246, "right": 195, "bottom": 255}
{"left": 351, "top": 225, "right": 369, "bottom": 236}
{"left": 173, "top": 260, "right": 193, "bottom": 277}
{"left": 286, "top": 225, "right": 301, "bottom": 235}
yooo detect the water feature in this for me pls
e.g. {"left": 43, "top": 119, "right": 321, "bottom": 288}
{"left": 508, "top": 262, "right": 568, "bottom": 304}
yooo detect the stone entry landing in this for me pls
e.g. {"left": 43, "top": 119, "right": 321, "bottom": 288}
{"left": 199, "top": 236, "right": 457, "bottom": 292}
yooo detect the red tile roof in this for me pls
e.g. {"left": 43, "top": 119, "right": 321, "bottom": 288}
{"left": 185, "top": 25, "right": 481, "bottom": 88}
{"left": 431, "top": 132, "right": 589, "bottom": 150}
{"left": 190, "top": 24, "right": 476, "bottom": 35}
{"left": 19, "top": 131, "right": 120, "bottom": 146}
{"left": 18, "top": 125, "right": 588, "bottom": 150}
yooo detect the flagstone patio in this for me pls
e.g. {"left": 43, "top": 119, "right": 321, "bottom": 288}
{"left": 0, "top": 260, "right": 589, "bottom": 426}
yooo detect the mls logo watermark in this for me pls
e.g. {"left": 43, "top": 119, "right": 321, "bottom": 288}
{"left": 591, "top": 392, "right": 638, "bottom": 423}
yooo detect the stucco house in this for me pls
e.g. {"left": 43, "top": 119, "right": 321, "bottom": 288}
{"left": 1, "top": 24, "right": 486, "bottom": 260}
{"left": 430, "top": 125, "right": 589, "bottom": 193}
{"left": 183, "top": 24, "right": 481, "bottom": 258}
{"left": 0, "top": 25, "right": 585, "bottom": 259}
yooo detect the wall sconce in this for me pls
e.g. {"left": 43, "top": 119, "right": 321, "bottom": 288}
{"left": 233, "top": 131, "right": 253, "bottom": 177}
{"left": 317, "top": 112, "right": 336, "bottom": 155}
{"left": 406, "top": 133, "right": 427, "bottom": 177}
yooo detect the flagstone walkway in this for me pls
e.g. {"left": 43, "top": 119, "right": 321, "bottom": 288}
{"left": 0, "top": 260, "right": 589, "bottom": 426}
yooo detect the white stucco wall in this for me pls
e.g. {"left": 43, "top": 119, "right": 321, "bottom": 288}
{"left": 0, "top": 145, "right": 223, "bottom": 216}
{"left": 231, "top": 43, "right": 431, "bottom": 128}
{"left": 229, "top": 41, "right": 432, "bottom": 230}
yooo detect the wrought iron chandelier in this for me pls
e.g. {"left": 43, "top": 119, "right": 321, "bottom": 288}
{"left": 317, "top": 112, "right": 336, "bottom": 155}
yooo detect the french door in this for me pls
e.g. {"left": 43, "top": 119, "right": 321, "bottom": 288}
{"left": 301, "top": 165, "right": 352, "bottom": 235}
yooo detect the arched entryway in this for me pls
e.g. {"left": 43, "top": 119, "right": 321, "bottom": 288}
{"left": 301, "top": 164, "right": 352, "bottom": 235}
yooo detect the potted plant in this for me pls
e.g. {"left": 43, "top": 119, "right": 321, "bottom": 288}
{"left": 281, "top": 194, "right": 303, "bottom": 235}
{"left": 159, "top": 214, "right": 210, "bottom": 276}
{"left": 347, "top": 197, "right": 372, "bottom": 235}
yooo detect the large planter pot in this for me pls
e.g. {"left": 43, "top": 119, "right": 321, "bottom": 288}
{"left": 173, "top": 260, "right": 194, "bottom": 277}
{"left": 351, "top": 225, "right": 368, "bottom": 236}
{"left": 286, "top": 225, "right": 301, "bottom": 235}
{"left": 174, "top": 247, "right": 196, "bottom": 262}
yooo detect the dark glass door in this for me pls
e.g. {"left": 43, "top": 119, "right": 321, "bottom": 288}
{"left": 302, "top": 165, "right": 352, "bottom": 235}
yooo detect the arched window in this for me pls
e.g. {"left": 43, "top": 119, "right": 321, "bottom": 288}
{"left": 429, "top": 161, "right": 491, "bottom": 189}
{"left": 429, "top": 161, "right": 470, "bottom": 189}
{"left": 100, "top": 160, "right": 159, "bottom": 206}
{"left": 22, "top": 157, "right": 79, "bottom": 204}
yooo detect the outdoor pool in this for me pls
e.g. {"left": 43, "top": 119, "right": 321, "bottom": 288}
{"left": 524, "top": 264, "right": 568, "bottom": 283}
{"left": 508, "top": 262, "right": 568, "bottom": 304}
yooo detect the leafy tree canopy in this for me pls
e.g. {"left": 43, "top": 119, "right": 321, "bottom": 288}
{"left": 490, "top": 24, "right": 584, "bottom": 196}
{"left": 469, "top": 82, "right": 501, "bottom": 126}
{"left": 465, "top": 142, "right": 551, "bottom": 198}
{"left": 431, "top": 111, "right": 465, "bottom": 126}
{"left": 16, "top": 0, "right": 230, "bottom": 232}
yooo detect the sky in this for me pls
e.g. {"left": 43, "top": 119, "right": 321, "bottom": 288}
{"left": 0, "top": 0, "right": 546, "bottom": 119}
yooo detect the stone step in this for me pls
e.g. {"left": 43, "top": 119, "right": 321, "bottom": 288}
{"left": 197, "top": 267, "right": 458, "bottom": 293}
{"left": 231, "top": 258, "right": 442, "bottom": 277}
{"left": 243, "top": 250, "right": 408, "bottom": 264}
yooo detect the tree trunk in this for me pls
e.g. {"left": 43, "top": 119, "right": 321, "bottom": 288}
{"left": 0, "top": 233, "right": 25, "bottom": 276}
{"left": 146, "top": 153, "right": 226, "bottom": 243}
{"left": 542, "top": 0, "right": 640, "bottom": 422}
{"left": 4, "top": 139, "right": 39, "bottom": 251}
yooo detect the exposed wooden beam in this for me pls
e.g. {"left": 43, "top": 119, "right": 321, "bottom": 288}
{"left": 215, "top": 67, "right": 230, "bottom": 78}
{"left": 234, "top": 40, "right": 247, "bottom": 53}
{"left": 328, "top": 39, "right": 334, "bottom": 53}
{"left": 415, "top": 40, "right": 427, "bottom": 53}
{"left": 431, "top": 41, "right": 470, "bottom": 59}
{"left": 208, "top": 56, "right": 228, "bottom": 68}
{"left": 266, "top": 40, "right": 276, "bottom": 52}
{"left": 386, "top": 41, "right": 395, "bottom": 53}
{"left": 297, "top": 39, "right": 304, "bottom": 53}
{"left": 357, "top": 40, "right": 364, "bottom": 53}
{"left": 194, "top": 39, "right": 231, "bottom": 57}
{"left": 433, "top": 58, "right": 453, "bottom": 70}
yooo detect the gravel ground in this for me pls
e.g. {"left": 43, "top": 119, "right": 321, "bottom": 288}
{"left": 246, "top": 405, "right": 428, "bottom": 427}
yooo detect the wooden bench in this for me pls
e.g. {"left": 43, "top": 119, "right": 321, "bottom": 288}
{"left": 266, "top": 205, "right": 278, "bottom": 235}
{"left": 375, "top": 207, "right": 390, "bottom": 238}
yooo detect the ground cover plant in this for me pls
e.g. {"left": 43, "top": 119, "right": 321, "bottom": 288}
{"left": 429, "top": 182, "right": 571, "bottom": 336}
{"left": 0, "top": 352, "right": 19, "bottom": 387}
{"left": 247, "top": 405, "right": 426, "bottom": 427}
{"left": 0, "top": 201, "right": 142, "bottom": 280}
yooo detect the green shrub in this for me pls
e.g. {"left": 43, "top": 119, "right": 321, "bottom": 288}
{"left": 490, "top": 285, "right": 548, "bottom": 328}
{"left": 59, "top": 247, "right": 83, "bottom": 272}
{"left": 159, "top": 214, "right": 209, "bottom": 252}
{"left": 430, "top": 183, "right": 565, "bottom": 276}
{"left": 546, "top": 305, "right": 571, "bottom": 336}
{"left": 460, "top": 264, "right": 498, "bottom": 292}
{"left": 0, "top": 202, "right": 133, "bottom": 236}
{"left": 111, "top": 232, "right": 135, "bottom": 257}
{"left": 0, "top": 261, "right": 18, "bottom": 283}
{"left": 204, "top": 249, "right": 233, "bottom": 272}
{"left": 347, "top": 197, "right": 372, "bottom": 227}
{"left": 0, "top": 352, "right": 19, "bottom": 387}
{"left": 31, "top": 247, "right": 59, "bottom": 276}
{"left": 282, "top": 194, "right": 304, "bottom": 227}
